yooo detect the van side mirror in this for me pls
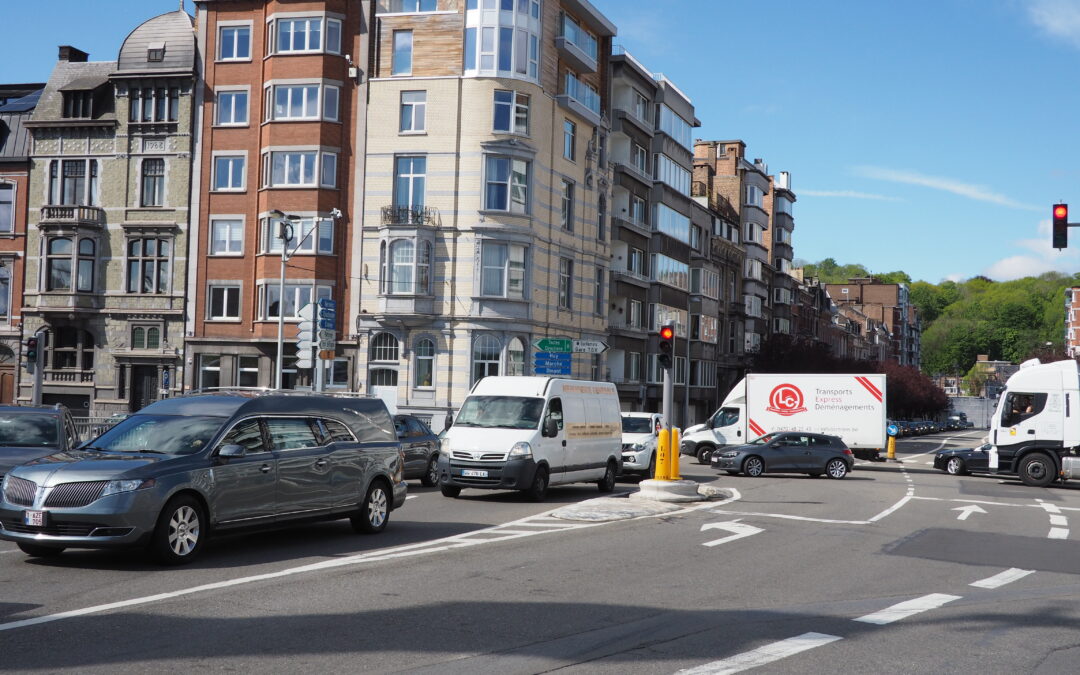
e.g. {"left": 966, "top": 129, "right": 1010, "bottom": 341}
{"left": 543, "top": 417, "right": 559, "bottom": 438}
{"left": 706, "top": 416, "right": 714, "bottom": 429}
{"left": 218, "top": 444, "right": 246, "bottom": 459}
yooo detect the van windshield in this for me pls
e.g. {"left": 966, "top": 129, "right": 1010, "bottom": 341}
{"left": 454, "top": 396, "right": 545, "bottom": 430}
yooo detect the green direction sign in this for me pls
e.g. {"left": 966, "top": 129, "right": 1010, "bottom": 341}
{"left": 532, "top": 337, "right": 572, "bottom": 353}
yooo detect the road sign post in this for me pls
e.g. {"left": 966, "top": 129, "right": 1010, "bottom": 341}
{"left": 314, "top": 299, "right": 337, "bottom": 392}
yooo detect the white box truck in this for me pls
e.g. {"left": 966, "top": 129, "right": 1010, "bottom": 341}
{"left": 680, "top": 374, "right": 887, "bottom": 463}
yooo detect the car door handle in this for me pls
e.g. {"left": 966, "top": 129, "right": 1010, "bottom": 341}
{"left": 315, "top": 458, "right": 328, "bottom": 468}
{"left": 260, "top": 464, "right": 272, "bottom": 473}
{"left": 1028, "top": 429, "right": 1036, "bottom": 435}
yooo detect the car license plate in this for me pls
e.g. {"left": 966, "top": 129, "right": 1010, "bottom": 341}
{"left": 461, "top": 469, "right": 488, "bottom": 478}
{"left": 24, "top": 510, "right": 46, "bottom": 527}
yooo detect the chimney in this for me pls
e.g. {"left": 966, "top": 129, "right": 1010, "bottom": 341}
{"left": 58, "top": 46, "right": 89, "bottom": 63}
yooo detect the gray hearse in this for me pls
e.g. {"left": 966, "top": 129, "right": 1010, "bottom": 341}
{"left": 0, "top": 392, "right": 407, "bottom": 564}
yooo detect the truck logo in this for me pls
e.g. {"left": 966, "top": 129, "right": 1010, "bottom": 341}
{"left": 767, "top": 384, "right": 807, "bottom": 416}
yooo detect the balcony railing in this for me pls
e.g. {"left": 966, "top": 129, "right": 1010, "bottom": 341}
{"left": 45, "top": 368, "right": 95, "bottom": 383}
{"left": 612, "top": 267, "right": 649, "bottom": 284}
{"left": 40, "top": 205, "right": 105, "bottom": 225}
{"left": 380, "top": 205, "right": 440, "bottom": 227}
{"left": 608, "top": 315, "right": 646, "bottom": 331}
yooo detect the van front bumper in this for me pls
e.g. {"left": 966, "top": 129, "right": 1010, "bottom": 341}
{"left": 438, "top": 454, "right": 538, "bottom": 491}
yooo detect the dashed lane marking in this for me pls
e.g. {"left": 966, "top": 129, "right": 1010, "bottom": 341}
{"left": 676, "top": 632, "right": 843, "bottom": 675}
{"left": 853, "top": 593, "right": 961, "bottom": 625}
{"left": 1048, "top": 528, "right": 1070, "bottom": 539}
{"left": 970, "top": 568, "right": 1035, "bottom": 589}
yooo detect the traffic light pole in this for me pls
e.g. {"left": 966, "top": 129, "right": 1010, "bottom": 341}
{"left": 31, "top": 327, "right": 47, "bottom": 406}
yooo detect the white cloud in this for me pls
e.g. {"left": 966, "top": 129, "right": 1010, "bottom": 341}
{"left": 853, "top": 165, "right": 1041, "bottom": 211}
{"left": 799, "top": 189, "right": 901, "bottom": 201}
{"left": 1027, "top": 0, "right": 1080, "bottom": 48}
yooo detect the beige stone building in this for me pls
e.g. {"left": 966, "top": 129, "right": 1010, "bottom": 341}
{"left": 21, "top": 11, "right": 195, "bottom": 413}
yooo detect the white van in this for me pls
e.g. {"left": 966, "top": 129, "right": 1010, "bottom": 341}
{"left": 620, "top": 412, "right": 663, "bottom": 477}
{"left": 437, "top": 377, "right": 622, "bottom": 501}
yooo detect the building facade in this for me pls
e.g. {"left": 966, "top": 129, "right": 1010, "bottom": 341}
{"left": 22, "top": 11, "right": 196, "bottom": 415}
{"left": 824, "top": 277, "right": 921, "bottom": 367}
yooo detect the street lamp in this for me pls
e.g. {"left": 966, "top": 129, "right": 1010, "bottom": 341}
{"left": 270, "top": 209, "right": 302, "bottom": 390}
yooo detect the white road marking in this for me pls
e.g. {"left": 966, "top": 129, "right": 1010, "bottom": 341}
{"left": 1035, "top": 499, "right": 1061, "bottom": 514}
{"left": 699, "top": 520, "right": 763, "bottom": 547}
{"left": 405, "top": 495, "right": 418, "bottom": 500}
{"left": 1048, "top": 528, "right": 1070, "bottom": 539}
{"left": 1049, "top": 515, "right": 1068, "bottom": 527}
{"left": 953, "top": 504, "right": 987, "bottom": 521}
{"left": 854, "top": 593, "right": 961, "bottom": 625}
{"left": 912, "top": 496, "right": 1080, "bottom": 512}
{"left": 676, "top": 632, "right": 842, "bottom": 675}
{"left": 970, "top": 568, "right": 1035, "bottom": 589}
{"left": 707, "top": 509, "right": 868, "bottom": 525}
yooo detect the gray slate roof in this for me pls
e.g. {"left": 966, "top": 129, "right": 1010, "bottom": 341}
{"left": 115, "top": 10, "right": 195, "bottom": 76}
{"left": 30, "top": 61, "right": 116, "bottom": 123}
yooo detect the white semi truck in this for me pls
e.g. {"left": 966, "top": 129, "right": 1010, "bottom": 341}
{"left": 680, "top": 374, "right": 888, "bottom": 463}
{"left": 988, "top": 358, "right": 1080, "bottom": 487}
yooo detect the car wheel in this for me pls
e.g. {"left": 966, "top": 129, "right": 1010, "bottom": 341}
{"left": 421, "top": 455, "right": 439, "bottom": 487}
{"left": 826, "top": 459, "right": 848, "bottom": 479}
{"left": 946, "top": 457, "right": 966, "bottom": 476}
{"left": 150, "top": 495, "right": 205, "bottom": 565}
{"left": 646, "top": 453, "right": 656, "bottom": 479}
{"left": 351, "top": 480, "right": 390, "bottom": 534}
{"left": 1019, "top": 453, "right": 1055, "bottom": 488}
{"left": 597, "top": 460, "right": 616, "bottom": 493}
{"left": 725, "top": 470, "right": 740, "bottom": 476}
{"left": 743, "top": 456, "right": 764, "bottom": 477}
{"left": 525, "top": 465, "right": 549, "bottom": 502}
{"left": 17, "top": 542, "right": 64, "bottom": 558}
{"left": 697, "top": 445, "right": 715, "bottom": 464}
{"left": 440, "top": 484, "right": 461, "bottom": 498}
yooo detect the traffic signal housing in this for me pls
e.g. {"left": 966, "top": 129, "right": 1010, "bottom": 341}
{"left": 1053, "top": 203, "right": 1068, "bottom": 249}
{"left": 657, "top": 323, "right": 675, "bottom": 370}
{"left": 24, "top": 337, "right": 38, "bottom": 370}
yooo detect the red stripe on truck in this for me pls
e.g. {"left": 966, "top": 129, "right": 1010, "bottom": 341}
{"left": 749, "top": 419, "right": 766, "bottom": 437}
{"left": 855, "top": 376, "right": 883, "bottom": 402}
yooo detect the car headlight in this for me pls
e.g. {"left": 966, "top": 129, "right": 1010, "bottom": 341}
{"left": 721, "top": 451, "right": 738, "bottom": 458}
{"left": 441, "top": 439, "right": 451, "bottom": 457}
{"left": 631, "top": 442, "right": 646, "bottom": 451}
{"left": 508, "top": 442, "right": 533, "bottom": 459}
{"left": 100, "top": 478, "right": 155, "bottom": 497}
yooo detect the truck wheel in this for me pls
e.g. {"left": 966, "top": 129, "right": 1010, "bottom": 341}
{"left": 1019, "top": 453, "right": 1055, "bottom": 487}
{"left": 697, "top": 445, "right": 715, "bottom": 464}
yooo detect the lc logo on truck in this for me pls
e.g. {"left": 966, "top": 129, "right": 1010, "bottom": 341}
{"left": 767, "top": 384, "right": 807, "bottom": 416}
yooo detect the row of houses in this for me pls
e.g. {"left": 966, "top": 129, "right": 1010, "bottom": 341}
{"left": 0, "top": 0, "right": 920, "bottom": 427}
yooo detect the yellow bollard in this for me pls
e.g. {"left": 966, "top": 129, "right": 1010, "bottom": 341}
{"left": 886, "top": 436, "right": 896, "bottom": 461}
{"left": 655, "top": 429, "right": 670, "bottom": 481}
{"left": 670, "top": 428, "right": 681, "bottom": 480}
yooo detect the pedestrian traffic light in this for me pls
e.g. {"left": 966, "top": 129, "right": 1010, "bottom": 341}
{"left": 25, "top": 337, "right": 38, "bottom": 365}
{"left": 1053, "top": 203, "right": 1068, "bottom": 249}
{"left": 657, "top": 323, "right": 675, "bottom": 370}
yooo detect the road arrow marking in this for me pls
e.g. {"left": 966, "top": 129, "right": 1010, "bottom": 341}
{"left": 953, "top": 504, "right": 987, "bottom": 521}
{"left": 700, "top": 519, "right": 763, "bottom": 547}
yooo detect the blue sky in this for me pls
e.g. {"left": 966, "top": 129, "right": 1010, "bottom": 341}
{"left": 4, "top": 0, "right": 1080, "bottom": 283}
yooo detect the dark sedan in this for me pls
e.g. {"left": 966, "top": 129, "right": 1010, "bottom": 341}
{"left": 394, "top": 415, "right": 440, "bottom": 486}
{"left": 711, "top": 432, "right": 854, "bottom": 479}
{"left": 934, "top": 442, "right": 991, "bottom": 475}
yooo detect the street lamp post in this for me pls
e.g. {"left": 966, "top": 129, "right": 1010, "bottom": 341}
{"left": 270, "top": 209, "right": 302, "bottom": 390}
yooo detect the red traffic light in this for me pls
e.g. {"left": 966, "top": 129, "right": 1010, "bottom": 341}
{"left": 1054, "top": 203, "right": 1069, "bottom": 249}
{"left": 1055, "top": 204, "right": 1068, "bottom": 220}
{"left": 659, "top": 325, "right": 674, "bottom": 340}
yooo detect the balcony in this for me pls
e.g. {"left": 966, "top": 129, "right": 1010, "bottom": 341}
{"left": 612, "top": 108, "right": 653, "bottom": 138}
{"left": 39, "top": 205, "right": 105, "bottom": 228}
{"left": 608, "top": 315, "right": 646, "bottom": 334}
{"left": 380, "top": 205, "right": 440, "bottom": 227}
{"left": 556, "top": 73, "right": 602, "bottom": 127}
{"left": 611, "top": 214, "right": 651, "bottom": 239}
{"left": 612, "top": 161, "right": 652, "bottom": 190}
{"left": 44, "top": 368, "right": 95, "bottom": 384}
{"left": 555, "top": 36, "right": 597, "bottom": 74}
{"left": 612, "top": 267, "right": 650, "bottom": 289}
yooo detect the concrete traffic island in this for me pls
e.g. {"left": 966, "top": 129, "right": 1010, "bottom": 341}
{"left": 550, "top": 484, "right": 732, "bottom": 522}
{"left": 631, "top": 478, "right": 709, "bottom": 503}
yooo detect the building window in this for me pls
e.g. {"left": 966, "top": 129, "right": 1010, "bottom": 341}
{"left": 594, "top": 266, "right": 604, "bottom": 315}
{"left": 210, "top": 219, "right": 243, "bottom": 255}
{"left": 383, "top": 239, "right": 431, "bottom": 295}
{"left": 271, "top": 17, "right": 341, "bottom": 54}
{"left": 261, "top": 217, "right": 333, "bottom": 255}
{"left": 393, "top": 0, "right": 437, "bottom": 11}
{"left": 414, "top": 338, "right": 435, "bottom": 387}
{"left": 628, "top": 352, "right": 642, "bottom": 382}
{"left": 266, "top": 83, "right": 338, "bottom": 121}
{"left": 213, "top": 155, "right": 245, "bottom": 191}
{"left": 393, "top": 30, "right": 413, "bottom": 75}
{"left": 131, "top": 326, "right": 161, "bottom": 350}
{"left": 141, "top": 158, "right": 165, "bottom": 206}
{"left": 484, "top": 156, "right": 529, "bottom": 213}
{"left": 472, "top": 334, "right": 500, "bottom": 383}
{"left": 563, "top": 119, "right": 576, "bottom": 161}
{"left": 0, "top": 182, "right": 13, "bottom": 233}
{"left": 394, "top": 156, "right": 426, "bottom": 208}
{"left": 261, "top": 284, "right": 331, "bottom": 320}
{"left": 215, "top": 90, "right": 248, "bottom": 125}
{"left": 563, "top": 71, "right": 600, "bottom": 116}
{"left": 264, "top": 151, "right": 337, "bottom": 188}
{"left": 126, "top": 238, "right": 170, "bottom": 294}
{"left": 655, "top": 203, "right": 690, "bottom": 243}
{"left": 236, "top": 355, "right": 259, "bottom": 386}
{"left": 464, "top": 2, "right": 541, "bottom": 80}
{"left": 198, "top": 355, "right": 221, "bottom": 389}
{"left": 399, "top": 91, "right": 426, "bottom": 132}
{"left": 558, "top": 257, "right": 572, "bottom": 310}
{"left": 658, "top": 104, "right": 693, "bottom": 151}
{"left": 744, "top": 184, "right": 764, "bottom": 208}
{"left": 597, "top": 194, "right": 606, "bottom": 241}
{"left": 219, "top": 25, "right": 251, "bottom": 60}
{"left": 208, "top": 285, "right": 241, "bottom": 320}
{"left": 558, "top": 12, "right": 598, "bottom": 60}
{"left": 480, "top": 241, "right": 525, "bottom": 298}
{"left": 560, "top": 179, "right": 574, "bottom": 231}
{"left": 652, "top": 253, "right": 689, "bottom": 291}
{"left": 46, "top": 237, "right": 72, "bottom": 291}
{"left": 371, "top": 332, "right": 400, "bottom": 362}
{"left": 493, "top": 90, "right": 528, "bottom": 134}
{"left": 628, "top": 299, "right": 642, "bottom": 328}
{"left": 632, "top": 89, "right": 649, "bottom": 122}
{"left": 51, "top": 159, "right": 98, "bottom": 206}
{"left": 63, "top": 90, "right": 94, "bottom": 119}
{"left": 656, "top": 154, "right": 691, "bottom": 195}
{"left": 628, "top": 247, "right": 645, "bottom": 276}
{"left": 130, "top": 87, "right": 179, "bottom": 123}
{"left": 507, "top": 336, "right": 525, "bottom": 376}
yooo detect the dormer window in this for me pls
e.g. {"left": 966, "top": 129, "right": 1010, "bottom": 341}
{"left": 147, "top": 42, "right": 165, "bottom": 62}
{"left": 62, "top": 90, "right": 93, "bottom": 119}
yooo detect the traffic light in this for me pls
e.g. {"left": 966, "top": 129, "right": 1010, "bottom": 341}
{"left": 657, "top": 323, "right": 675, "bottom": 370}
{"left": 25, "top": 337, "right": 38, "bottom": 368}
{"left": 1053, "top": 203, "right": 1068, "bottom": 249}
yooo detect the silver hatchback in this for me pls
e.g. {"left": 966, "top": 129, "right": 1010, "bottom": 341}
{"left": 0, "top": 392, "right": 407, "bottom": 565}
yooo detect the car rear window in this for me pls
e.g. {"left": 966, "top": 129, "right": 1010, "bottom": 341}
{"left": 0, "top": 413, "right": 59, "bottom": 447}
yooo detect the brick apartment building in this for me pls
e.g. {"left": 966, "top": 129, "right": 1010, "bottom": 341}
{"left": 824, "top": 277, "right": 921, "bottom": 367}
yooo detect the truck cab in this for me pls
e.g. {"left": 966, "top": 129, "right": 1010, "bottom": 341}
{"left": 680, "top": 381, "right": 747, "bottom": 463}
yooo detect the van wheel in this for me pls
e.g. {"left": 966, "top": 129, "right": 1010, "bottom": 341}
{"left": 351, "top": 480, "right": 390, "bottom": 533}
{"left": 17, "top": 542, "right": 64, "bottom": 558}
{"left": 1019, "top": 453, "right": 1055, "bottom": 487}
{"left": 525, "top": 465, "right": 549, "bottom": 502}
{"left": 646, "top": 453, "right": 656, "bottom": 479}
{"left": 440, "top": 484, "right": 461, "bottom": 498}
{"left": 597, "top": 460, "right": 616, "bottom": 493}
{"left": 697, "top": 445, "right": 715, "bottom": 464}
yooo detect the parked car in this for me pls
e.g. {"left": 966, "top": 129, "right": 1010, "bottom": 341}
{"left": 711, "top": 432, "right": 854, "bottom": 479}
{"left": 934, "top": 442, "right": 991, "bottom": 475}
{"left": 620, "top": 412, "right": 663, "bottom": 478}
{"left": 394, "top": 414, "right": 440, "bottom": 486}
{"left": 0, "top": 405, "right": 81, "bottom": 481}
{"left": 0, "top": 392, "right": 407, "bottom": 565}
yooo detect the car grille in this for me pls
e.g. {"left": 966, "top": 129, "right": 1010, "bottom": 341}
{"left": 0, "top": 519, "right": 104, "bottom": 537}
{"left": 451, "top": 451, "right": 505, "bottom": 462}
{"left": 4, "top": 476, "right": 37, "bottom": 506}
{"left": 44, "top": 481, "right": 108, "bottom": 508}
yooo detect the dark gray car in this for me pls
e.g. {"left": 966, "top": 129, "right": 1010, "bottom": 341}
{"left": 0, "top": 392, "right": 407, "bottom": 565}
{"left": 394, "top": 414, "right": 440, "bottom": 486}
{"left": 0, "top": 405, "right": 81, "bottom": 480}
{"left": 710, "top": 432, "right": 854, "bottom": 479}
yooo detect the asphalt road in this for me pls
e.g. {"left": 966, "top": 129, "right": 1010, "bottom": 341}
{"left": 4, "top": 429, "right": 1080, "bottom": 673}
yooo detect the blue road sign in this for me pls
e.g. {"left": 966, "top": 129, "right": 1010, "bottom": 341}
{"left": 162, "top": 369, "right": 170, "bottom": 388}
{"left": 534, "top": 351, "right": 571, "bottom": 361}
{"left": 887, "top": 424, "right": 898, "bottom": 437}
{"left": 318, "top": 298, "right": 337, "bottom": 310}
{"left": 535, "top": 365, "right": 571, "bottom": 376}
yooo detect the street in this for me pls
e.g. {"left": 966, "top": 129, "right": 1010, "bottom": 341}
{"left": 4, "top": 429, "right": 1080, "bottom": 673}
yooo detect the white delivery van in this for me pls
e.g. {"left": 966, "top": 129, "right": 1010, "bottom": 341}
{"left": 620, "top": 412, "right": 663, "bottom": 477}
{"left": 438, "top": 377, "right": 622, "bottom": 501}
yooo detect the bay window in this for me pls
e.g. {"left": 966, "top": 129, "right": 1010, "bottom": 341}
{"left": 263, "top": 150, "right": 337, "bottom": 188}
{"left": 379, "top": 239, "right": 431, "bottom": 295}
{"left": 260, "top": 284, "right": 332, "bottom": 320}
{"left": 261, "top": 217, "right": 333, "bottom": 255}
